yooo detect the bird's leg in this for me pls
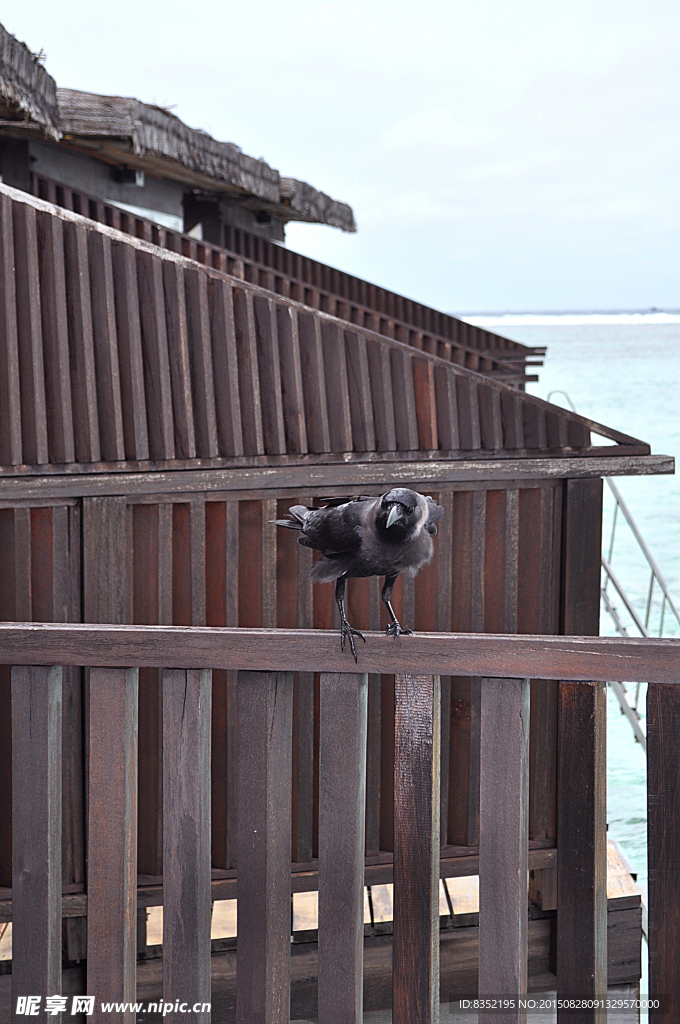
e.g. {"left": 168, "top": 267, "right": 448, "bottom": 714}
{"left": 381, "top": 573, "right": 413, "bottom": 639}
{"left": 334, "top": 576, "right": 366, "bottom": 662}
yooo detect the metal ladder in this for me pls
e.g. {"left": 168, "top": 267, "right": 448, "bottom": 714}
{"left": 548, "top": 390, "right": 680, "bottom": 750}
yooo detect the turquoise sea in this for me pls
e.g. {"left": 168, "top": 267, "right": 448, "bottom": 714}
{"left": 466, "top": 312, "right": 680, "bottom": 988}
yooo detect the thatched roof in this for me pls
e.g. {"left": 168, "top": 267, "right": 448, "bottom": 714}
{"left": 0, "top": 24, "right": 59, "bottom": 139}
{"left": 57, "top": 88, "right": 356, "bottom": 232}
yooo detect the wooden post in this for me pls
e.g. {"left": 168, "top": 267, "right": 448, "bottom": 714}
{"left": 479, "top": 677, "right": 530, "bottom": 1024}
{"left": 557, "top": 680, "right": 607, "bottom": 1019}
{"left": 11, "top": 666, "right": 62, "bottom": 1020}
{"left": 317, "top": 672, "right": 368, "bottom": 1024}
{"left": 87, "top": 668, "right": 139, "bottom": 1024}
{"left": 393, "top": 673, "right": 440, "bottom": 1024}
{"left": 647, "top": 684, "right": 680, "bottom": 1021}
{"left": 162, "top": 669, "right": 212, "bottom": 1024}
{"left": 236, "top": 671, "right": 293, "bottom": 1024}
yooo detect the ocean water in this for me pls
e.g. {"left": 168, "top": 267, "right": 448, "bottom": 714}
{"left": 464, "top": 313, "right": 680, "bottom": 967}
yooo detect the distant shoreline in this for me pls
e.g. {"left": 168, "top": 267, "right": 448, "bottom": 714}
{"left": 458, "top": 309, "right": 680, "bottom": 326}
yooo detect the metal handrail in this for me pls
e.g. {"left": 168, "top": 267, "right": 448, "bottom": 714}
{"left": 547, "top": 388, "right": 680, "bottom": 749}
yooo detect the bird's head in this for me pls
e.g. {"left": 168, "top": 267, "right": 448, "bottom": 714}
{"left": 377, "top": 488, "right": 426, "bottom": 538}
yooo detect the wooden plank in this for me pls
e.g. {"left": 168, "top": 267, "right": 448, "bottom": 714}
{"left": 190, "top": 501, "right": 206, "bottom": 626}
{"left": 232, "top": 288, "right": 265, "bottom": 456}
{"left": 478, "top": 677, "right": 530, "bottom": 1023}
{"left": 162, "top": 669, "right": 212, "bottom": 1024}
{"left": 208, "top": 278, "right": 244, "bottom": 457}
{"left": 344, "top": 331, "right": 375, "bottom": 452}
{"left": 63, "top": 221, "right": 101, "bottom": 463}
{"left": 36, "top": 212, "right": 75, "bottom": 464}
{"left": 0, "top": 193, "right": 22, "bottom": 465}
{"left": 87, "top": 232, "right": 126, "bottom": 462}
{"left": 321, "top": 321, "right": 353, "bottom": 452}
{"left": 83, "top": 496, "right": 129, "bottom": 624}
{"left": 557, "top": 681, "right": 607, "bottom": 1018}
{"left": 478, "top": 385, "right": 503, "bottom": 450}
{"left": 110, "top": 241, "right": 150, "bottom": 461}
{"left": 236, "top": 671, "right": 293, "bottom": 1024}
{"left": 297, "top": 311, "right": 331, "bottom": 453}
{"left": 456, "top": 377, "right": 481, "bottom": 451}
{"left": 252, "top": 297, "right": 286, "bottom": 455}
{"left": 390, "top": 348, "right": 419, "bottom": 451}
{"left": 562, "top": 479, "right": 603, "bottom": 635}
{"left": 163, "top": 262, "right": 196, "bottom": 459}
{"left": 261, "top": 497, "right": 277, "bottom": 627}
{"left": 0, "top": 623, "right": 679, "bottom": 683}
{"left": 276, "top": 305, "right": 308, "bottom": 454}
{"left": 647, "top": 684, "right": 680, "bottom": 1022}
{"left": 11, "top": 666, "right": 62, "bottom": 1013}
{"left": 318, "top": 672, "right": 368, "bottom": 1024}
{"left": 136, "top": 252, "right": 175, "bottom": 460}
{"left": 185, "top": 267, "right": 219, "bottom": 458}
{"left": 13, "top": 200, "right": 48, "bottom": 464}
{"left": 87, "top": 667, "right": 138, "bottom": 1024}
{"left": 393, "top": 673, "right": 440, "bottom": 1024}
{"left": 294, "top": 519, "right": 315, "bottom": 863}
{"left": 412, "top": 358, "right": 438, "bottom": 451}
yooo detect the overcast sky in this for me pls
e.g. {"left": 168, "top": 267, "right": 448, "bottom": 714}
{"left": 6, "top": 0, "right": 680, "bottom": 312}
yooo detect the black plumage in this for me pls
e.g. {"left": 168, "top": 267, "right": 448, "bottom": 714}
{"left": 274, "top": 488, "right": 444, "bottom": 659}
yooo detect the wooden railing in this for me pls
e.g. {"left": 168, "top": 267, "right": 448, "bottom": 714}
{"left": 31, "top": 174, "right": 543, "bottom": 387}
{"left": 2, "top": 624, "right": 678, "bottom": 1023}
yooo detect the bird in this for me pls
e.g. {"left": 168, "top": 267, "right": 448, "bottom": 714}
{"left": 273, "top": 488, "right": 444, "bottom": 660}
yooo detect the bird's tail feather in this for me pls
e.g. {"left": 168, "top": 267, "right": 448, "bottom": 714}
{"left": 270, "top": 504, "right": 310, "bottom": 530}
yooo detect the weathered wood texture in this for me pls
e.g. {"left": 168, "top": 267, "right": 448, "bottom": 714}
{"left": 393, "top": 674, "right": 440, "bottom": 1024}
{"left": 478, "top": 678, "right": 530, "bottom": 1023}
{"left": 647, "top": 684, "right": 680, "bottom": 1022}
{"left": 317, "top": 672, "right": 368, "bottom": 1024}
{"left": 11, "top": 666, "right": 62, "bottom": 1018}
{"left": 33, "top": 173, "right": 542, "bottom": 386}
{"left": 0, "top": 182, "right": 651, "bottom": 477}
{"left": 236, "top": 671, "right": 293, "bottom": 1024}
{"left": 87, "top": 668, "right": 138, "bottom": 1024}
{"left": 162, "top": 669, "right": 212, "bottom": 1024}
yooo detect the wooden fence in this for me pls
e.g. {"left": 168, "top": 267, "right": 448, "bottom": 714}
{"left": 32, "top": 174, "right": 541, "bottom": 386}
{"left": 0, "top": 185, "right": 647, "bottom": 474}
{"left": 2, "top": 624, "right": 678, "bottom": 1024}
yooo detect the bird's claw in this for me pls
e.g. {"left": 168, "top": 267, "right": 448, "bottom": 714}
{"left": 340, "top": 619, "right": 366, "bottom": 662}
{"left": 386, "top": 621, "right": 413, "bottom": 640}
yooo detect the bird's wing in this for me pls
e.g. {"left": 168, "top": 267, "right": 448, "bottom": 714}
{"left": 301, "top": 501, "right": 369, "bottom": 556}
{"left": 424, "top": 496, "right": 445, "bottom": 535}
{"left": 313, "top": 495, "right": 376, "bottom": 508}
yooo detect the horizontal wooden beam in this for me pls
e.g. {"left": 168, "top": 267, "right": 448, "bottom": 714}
{"left": 0, "top": 848, "right": 559, "bottom": 921}
{"left": 0, "top": 623, "right": 678, "bottom": 682}
{"left": 0, "top": 453, "right": 672, "bottom": 502}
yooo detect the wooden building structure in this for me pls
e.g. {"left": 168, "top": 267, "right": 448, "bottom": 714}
{"left": 0, "top": 179, "right": 672, "bottom": 1017}
{"left": 0, "top": 22, "right": 676, "bottom": 1022}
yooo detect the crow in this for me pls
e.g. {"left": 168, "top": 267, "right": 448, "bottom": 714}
{"left": 274, "top": 488, "right": 444, "bottom": 660}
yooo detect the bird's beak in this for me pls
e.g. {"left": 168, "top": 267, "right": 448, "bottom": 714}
{"left": 386, "top": 504, "right": 404, "bottom": 529}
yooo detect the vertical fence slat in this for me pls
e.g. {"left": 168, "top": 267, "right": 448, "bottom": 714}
{"left": 479, "top": 677, "right": 530, "bottom": 1023}
{"left": 208, "top": 278, "right": 244, "bottom": 457}
{"left": 11, "top": 666, "right": 62, "bottom": 1015}
{"left": 557, "top": 681, "right": 607, "bottom": 1020}
{"left": 64, "top": 222, "right": 101, "bottom": 463}
{"left": 36, "top": 212, "right": 75, "bottom": 464}
{"left": 647, "top": 684, "right": 680, "bottom": 1022}
{"left": 318, "top": 672, "right": 368, "bottom": 1024}
{"left": 13, "top": 202, "right": 48, "bottom": 464}
{"left": 87, "top": 667, "right": 138, "bottom": 1024}
{"left": 236, "top": 671, "right": 293, "bottom": 1024}
{"left": 163, "top": 263, "right": 196, "bottom": 459}
{"left": 136, "top": 252, "right": 175, "bottom": 460}
{"left": 111, "top": 242, "right": 150, "bottom": 461}
{"left": 162, "top": 669, "right": 212, "bottom": 1024}
{"left": 87, "top": 232, "right": 126, "bottom": 462}
{"left": 0, "top": 193, "right": 22, "bottom": 465}
{"left": 276, "top": 304, "right": 308, "bottom": 454}
{"left": 185, "top": 268, "right": 219, "bottom": 458}
{"left": 393, "top": 673, "right": 440, "bottom": 1024}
